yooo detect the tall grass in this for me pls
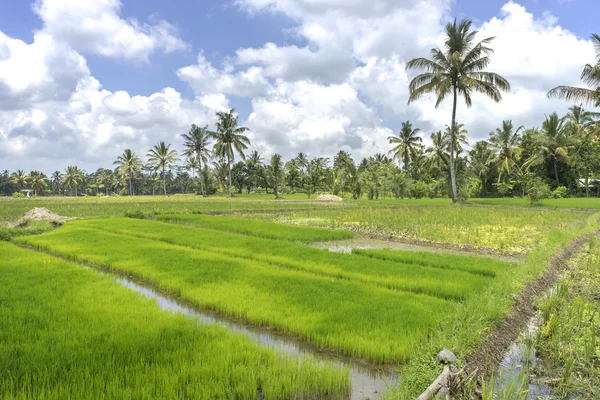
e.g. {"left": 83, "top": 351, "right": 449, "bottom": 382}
{"left": 0, "top": 242, "right": 350, "bottom": 399}
{"left": 73, "top": 218, "right": 504, "bottom": 301}
{"left": 16, "top": 225, "right": 452, "bottom": 364}
{"left": 242, "top": 205, "right": 588, "bottom": 253}
{"left": 387, "top": 212, "right": 600, "bottom": 398}
{"left": 154, "top": 213, "right": 354, "bottom": 242}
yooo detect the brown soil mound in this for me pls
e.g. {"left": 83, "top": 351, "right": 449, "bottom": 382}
{"left": 315, "top": 194, "right": 343, "bottom": 202}
{"left": 21, "top": 208, "right": 71, "bottom": 223}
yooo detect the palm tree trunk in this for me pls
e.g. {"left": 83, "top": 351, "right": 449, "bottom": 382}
{"left": 585, "top": 173, "right": 589, "bottom": 197}
{"left": 404, "top": 153, "right": 409, "bottom": 174}
{"left": 162, "top": 167, "right": 167, "bottom": 196}
{"left": 129, "top": 177, "right": 132, "bottom": 196}
{"left": 228, "top": 155, "right": 233, "bottom": 197}
{"left": 449, "top": 85, "right": 459, "bottom": 202}
{"left": 553, "top": 158, "right": 559, "bottom": 184}
{"left": 199, "top": 156, "right": 205, "bottom": 197}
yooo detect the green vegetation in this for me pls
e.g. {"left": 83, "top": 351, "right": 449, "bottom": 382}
{"left": 534, "top": 240, "right": 600, "bottom": 398}
{"left": 0, "top": 242, "right": 350, "bottom": 399}
{"left": 17, "top": 220, "right": 460, "bottom": 364}
{"left": 242, "top": 205, "right": 587, "bottom": 253}
{"left": 155, "top": 213, "right": 354, "bottom": 242}
{"left": 0, "top": 218, "right": 59, "bottom": 241}
{"left": 352, "top": 248, "right": 511, "bottom": 277}
{"left": 68, "top": 218, "right": 505, "bottom": 301}
{"left": 388, "top": 212, "right": 600, "bottom": 398}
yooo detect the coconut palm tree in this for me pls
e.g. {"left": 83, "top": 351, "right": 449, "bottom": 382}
{"left": 295, "top": 152, "right": 309, "bottom": 173}
{"left": 388, "top": 121, "right": 423, "bottom": 172}
{"left": 548, "top": 34, "right": 600, "bottom": 107}
{"left": 61, "top": 166, "right": 83, "bottom": 196}
{"left": 265, "top": 153, "right": 284, "bottom": 199}
{"left": 488, "top": 120, "right": 524, "bottom": 182}
{"left": 564, "top": 105, "right": 600, "bottom": 136}
{"left": 426, "top": 131, "right": 449, "bottom": 177}
{"left": 469, "top": 141, "right": 494, "bottom": 196}
{"left": 10, "top": 170, "right": 28, "bottom": 190}
{"left": 28, "top": 171, "right": 48, "bottom": 196}
{"left": 113, "top": 149, "right": 142, "bottom": 196}
{"left": 184, "top": 156, "right": 200, "bottom": 179}
{"left": 51, "top": 171, "right": 62, "bottom": 194}
{"left": 443, "top": 123, "right": 469, "bottom": 155}
{"left": 210, "top": 109, "right": 250, "bottom": 197}
{"left": 98, "top": 170, "right": 114, "bottom": 196}
{"left": 147, "top": 141, "right": 179, "bottom": 196}
{"left": 182, "top": 124, "right": 212, "bottom": 197}
{"left": 406, "top": 19, "right": 510, "bottom": 201}
{"left": 525, "top": 113, "right": 574, "bottom": 184}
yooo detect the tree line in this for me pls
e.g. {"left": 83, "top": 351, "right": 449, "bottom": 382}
{"left": 1, "top": 22, "right": 598, "bottom": 202}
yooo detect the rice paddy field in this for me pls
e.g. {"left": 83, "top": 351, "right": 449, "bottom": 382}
{"left": 2, "top": 195, "right": 600, "bottom": 399}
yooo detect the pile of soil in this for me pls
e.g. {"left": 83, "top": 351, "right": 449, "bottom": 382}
{"left": 20, "top": 208, "right": 72, "bottom": 224}
{"left": 315, "top": 194, "right": 343, "bottom": 202}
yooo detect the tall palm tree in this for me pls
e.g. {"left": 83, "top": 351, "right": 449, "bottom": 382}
{"left": 62, "top": 166, "right": 83, "bottom": 196}
{"left": 548, "top": 34, "right": 600, "bottom": 107}
{"left": 182, "top": 124, "right": 212, "bottom": 197}
{"left": 51, "top": 171, "right": 63, "bottom": 194}
{"left": 488, "top": 120, "right": 524, "bottom": 182}
{"left": 28, "top": 171, "right": 48, "bottom": 196}
{"left": 10, "top": 170, "right": 28, "bottom": 190}
{"left": 443, "top": 123, "right": 469, "bottom": 155}
{"left": 266, "top": 153, "right": 284, "bottom": 199}
{"left": 426, "top": 131, "right": 449, "bottom": 177}
{"left": 469, "top": 141, "right": 495, "bottom": 196}
{"left": 564, "top": 105, "right": 600, "bottom": 136}
{"left": 98, "top": 170, "right": 114, "bottom": 196}
{"left": 211, "top": 109, "right": 250, "bottom": 197}
{"left": 526, "top": 113, "right": 573, "bottom": 184}
{"left": 147, "top": 141, "right": 179, "bottom": 196}
{"left": 113, "top": 149, "right": 142, "bottom": 196}
{"left": 387, "top": 121, "right": 423, "bottom": 172}
{"left": 407, "top": 19, "right": 510, "bottom": 201}
{"left": 296, "top": 152, "right": 309, "bottom": 173}
{"left": 184, "top": 156, "right": 200, "bottom": 179}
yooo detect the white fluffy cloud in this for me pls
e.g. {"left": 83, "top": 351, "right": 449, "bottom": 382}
{"left": 34, "top": 0, "right": 188, "bottom": 62}
{"left": 1, "top": 0, "right": 598, "bottom": 173}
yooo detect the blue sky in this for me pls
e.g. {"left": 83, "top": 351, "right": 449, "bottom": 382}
{"left": 0, "top": 0, "right": 597, "bottom": 172}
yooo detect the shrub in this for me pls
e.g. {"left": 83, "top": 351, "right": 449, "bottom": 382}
{"left": 552, "top": 186, "right": 567, "bottom": 199}
{"left": 411, "top": 181, "right": 430, "bottom": 199}
{"left": 124, "top": 210, "right": 151, "bottom": 219}
{"left": 527, "top": 177, "right": 551, "bottom": 205}
{"left": 119, "top": 188, "right": 127, "bottom": 196}
{"left": 13, "top": 192, "right": 25, "bottom": 198}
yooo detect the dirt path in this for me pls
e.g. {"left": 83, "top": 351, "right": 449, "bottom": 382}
{"left": 464, "top": 231, "right": 597, "bottom": 385}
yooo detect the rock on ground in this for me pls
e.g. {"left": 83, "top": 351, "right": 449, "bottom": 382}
{"left": 315, "top": 194, "right": 343, "bottom": 202}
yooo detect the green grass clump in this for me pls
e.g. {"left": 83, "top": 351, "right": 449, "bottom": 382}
{"left": 16, "top": 225, "right": 452, "bottom": 364}
{"left": 0, "top": 218, "right": 58, "bottom": 241}
{"left": 0, "top": 242, "right": 350, "bottom": 399}
{"left": 154, "top": 213, "right": 354, "bottom": 242}
{"left": 533, "top": 242, "right": 600, "bottom": 398}
{"left": 352, "top": 248, "right": 513, "bottom": 277}
{"left": 74, "top": 218, "right": 501, "bottom": 301}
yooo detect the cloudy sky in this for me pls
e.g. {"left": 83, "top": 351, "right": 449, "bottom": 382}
{"left": 0, "top": 0, "right": 597, "bottom": 174}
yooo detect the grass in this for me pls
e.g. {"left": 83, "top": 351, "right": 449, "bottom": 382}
{"left": 0, "top": 218, "right": 59, "bottom": 241}
{"left": 70, "top": 218, "right": 506, "bottom": 301}
{"left": 533, "top": 239, "right": 600, "bottom": 398}
{"left": 352, "top": 248, "right": 511, "bottom": 277}
{"left": 471, "top": 197, "right": 600, "bottom": 210}
{"left": 154, "top": 213, "right": 354, "bottom": 242}
{"left": 0, "top": 242, "right": 350, "bottom": 399}
{"left": 15, "top": 221, "right": 457, "bottom": 364}
{"left": 242, "top": 205, "right": 589, "bottom": 253}
{"left": 386, "top": 211, "right": 600, "bottom": 398}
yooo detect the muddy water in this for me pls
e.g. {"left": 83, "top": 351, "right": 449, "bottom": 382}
{"left": 311, "top": 236, "right": 520, "bottom": 263}
{"left": 496, "top": 316, "right": 555, "bottom": 399}
{"left": 115, "top": 277, "right": 398, "bottom": 400}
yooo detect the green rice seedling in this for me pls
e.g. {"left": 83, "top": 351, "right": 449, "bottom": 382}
{"left": 0, "top": 242, "right": 350, "bottom": 399}
{"left": 72, "top": 218, "right": 501, "bottom": 301}
{"left": 154, "top": 213, "right": 354, "bottom": 242}
{"left": 352, "top": 248, "right": 514, "bottom": 277}
{"left": 241, "top": 205, "right": 588, "bottom": 254}
{"left": 16, "top": 226, "right": 453, "bottom": 364}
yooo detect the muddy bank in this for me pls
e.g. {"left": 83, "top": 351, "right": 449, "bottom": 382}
{"left": 464, "top": 232, "right": 596, "bottom": 383}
